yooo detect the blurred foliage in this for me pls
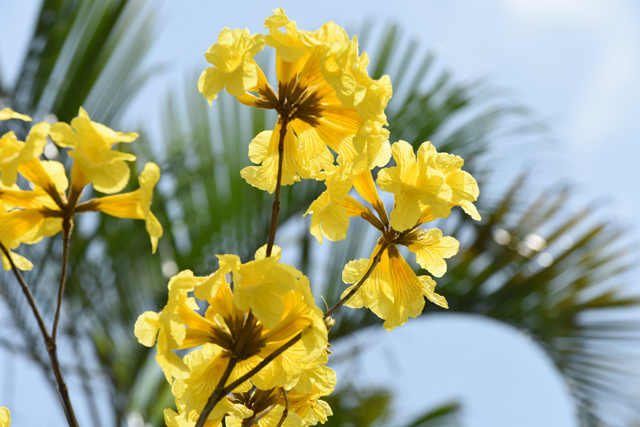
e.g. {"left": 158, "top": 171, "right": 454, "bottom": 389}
{"left": 1, "top": 3, "right": 639, "bottom": 427}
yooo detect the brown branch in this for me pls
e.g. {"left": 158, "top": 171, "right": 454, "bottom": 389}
{"left": 223, "top": 333, "right": 302, "bottom": 397}
{"left": 194, "top": 357, "right": 238, "bottom": 427}
{"left": 275, "top": 388, "right": 289, "bottom": 427}
{"left": 323, "top": 243, "right": 389, "bottom": 319}
{"left": 52, "top": 217, "right": 72, "bottom": 340}
{"left": 0, "top": 243, "right": 79, "bottom": 427}
{"left": 265, "top": 119, "right": 289, "bottom": 258}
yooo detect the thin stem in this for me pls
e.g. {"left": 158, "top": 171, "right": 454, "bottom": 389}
{"left": 223, "top": 333, "right": 302, "bottom": 397}
{"left": 251, "top": 404, "right": 276, "bottom": 426}
{"left": 194, "top": 357, "right": 238, "bottom": 427}
{"left": 0, "top": 244, "right": 50, "bottom": 352}
{"left": 323, "top": 243, "right": 389, "bottom": 319}
{"left": 195, "top": 243, "right": 389, "bottom": 426}
{"left": 275, "top": 389, "right": 289, "bottom": 427}
{"left": 265, "top": 119, "right": 289, "bottom": 258}
{"left": 0, "top": 243, "right": 79, "bottom": 427}
{"left": 52, "top": 217, "right": 72, "bottom": 340}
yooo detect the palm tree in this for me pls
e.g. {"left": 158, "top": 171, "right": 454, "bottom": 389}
{"left": 1, "top": 4, "right": 638, "bottom": 426}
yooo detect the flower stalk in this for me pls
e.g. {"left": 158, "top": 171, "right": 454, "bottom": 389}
{"left": 265, "top": 119, "right": 290, "bottom": 258}
{"left": 52, "top": 216, "right": 72, "bottom": 340}
{"left": 0, "top": 243, "right": 79, "bottom": 427}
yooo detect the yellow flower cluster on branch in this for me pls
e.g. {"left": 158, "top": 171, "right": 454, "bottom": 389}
{"left": 1, "top": 6, "right": 483, "bottom": 427}
{"left": 0, "top": 107, "right": 163, "bottom": 270}
{"left": 135, "top": 245, "right": 334, "bottom": 426}
{"left": 199, "top": 8, "right": 392, "bottom": 195}
{"left": 182, "top": 8, "right": 481, "bottom": 425}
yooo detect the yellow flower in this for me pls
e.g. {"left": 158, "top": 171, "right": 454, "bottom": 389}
{"left": 0, "top": 122, "right": 49, "bottom": 186}
{"left": 283, "top": 368, "right": 335, "bottom": 426}
{"left": 377, "top": 140, "right": 452, "bottom": 232}
{"left": 321, "top": 39, "right": 393, "bottom": 124}
{"left": 49, "top": 107, "right": 138, "bottom": 194}
{"left": 303, "top": 162, "right": 353, "bottom": 244}
{"left": 341, "top": 244, "right": 449, "bottom": 331}
{"left": 200, "top": 9, "right": 391, "bottom": 193}
{"left": 228, "top": 360, "right": 335, "bottom": 427}
{"left": 328, "top": 153, "right": 476, "bottom": 330}
{"left": 0, "top": 160, "right": 68, "bottom": 270}
{"left": 0, "top": 108, "right": 31, "bottom": 123}
{"left": 306, "top": 161, "right": 387, "bottom": 244}
{"left": 433, "top": 151, "right": 481, "bottom": 221}
{"left": 198, "top": 28, "right": 266, "bottom": 104}
{"left": 88, "top": 162, "right": 163, "bottom": 253}
{"left": 134, "top": 246, "right": 328, "bottom": 389}
{"left": 0, "top": 407, "right": 9, "bottom": 427}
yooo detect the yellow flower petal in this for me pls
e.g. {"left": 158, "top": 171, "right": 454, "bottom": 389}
{"left": 378, "top": 141, "right": 451, "bottom": 231}
{"left": 134, "top": 311, "right": 162, "bottom": 347}
{"left": 405, "top": 228, "right": 459, "bottom": 278}
{"left": 353, "top": 119, "right": 391, "bottom": 169}
{"left": 241, "top": 123, "right": 307, "bottom": 193}
{"left": 50, "top": 108, "right": 138, "bottom": 194}
{"left": 264, "top": 8, "right": 307, "bottom": 63}
{"left": 200, "top": 27, "right": 265, "bottom": 101}
{"left": 97, "top": 162, "right": 162, "bottom": 253}
{"left": 0, "top": 122, "right": 49, "bottom": 187}
{"left": 304, "top": 163, "right": 353, "bottom": 244}
{"left": 0, "top": 108, "right": 31, "bottom": 122}
{"left": 0, "top": 407, "right": 10, "bottom": 427}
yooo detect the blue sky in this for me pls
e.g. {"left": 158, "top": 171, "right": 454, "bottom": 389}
{"left": 2, "top": 1, "right": 640, "bottom": 426}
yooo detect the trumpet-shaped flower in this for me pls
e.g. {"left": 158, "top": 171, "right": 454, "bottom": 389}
{"left": 0, "top": 160, "right": 69, "bottom": 270}
{"left": 325, "top": 140, "right": 479, "bottom": 329}
{"left": 198, "top": 28, "right": 266, "bottom": 103}
{"left": 377, "top": 140, "right": 452, "bottom": 232}
{"left": 341, "top": 244, "right": 448, "bottom": 331}
{"left": 50, "top": 107, "right": 138, "bottom": 194}
{"left": 321, "top": 38, "right": 393, "bottom": 124}
{"left": 89, "top": 162, "right": 163, "bottom": 253}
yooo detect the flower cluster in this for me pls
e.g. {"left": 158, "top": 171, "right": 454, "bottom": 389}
{"left": 136, "top": 246, "right": 333, "bottom": 426}
{"left": 199, "top": 7, "right": 392, "bottom": 194}
{"left": 0, "top": 107, "right": 162, "bottom": 270}
{"left": 138, "top": 7, "right": 479, "bottom": 426}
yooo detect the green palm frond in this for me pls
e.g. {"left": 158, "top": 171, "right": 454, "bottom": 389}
{"left": 9, "top": 0, "right": 155, "bottom": 124}
{"left": 323, "top": 386, "right": 393, "bottom": 427}
{"left": 403, "top": 402, "right": 462, "bottom": 427}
